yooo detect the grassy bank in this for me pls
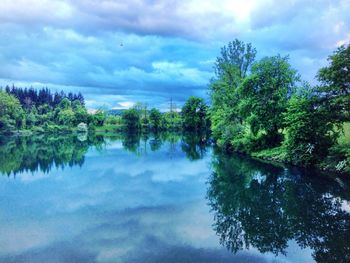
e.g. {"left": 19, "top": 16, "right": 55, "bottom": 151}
{"left": 251, "top": 123, "right": 350, "bottom": 175}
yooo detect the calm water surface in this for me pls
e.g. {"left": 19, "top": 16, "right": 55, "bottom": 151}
{"left": 0, "top": 133, "right": 349, "bottom": 263}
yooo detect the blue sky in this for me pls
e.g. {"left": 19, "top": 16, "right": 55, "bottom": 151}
{"left": 0, "top": 0, "right": 349, "bottom": 110}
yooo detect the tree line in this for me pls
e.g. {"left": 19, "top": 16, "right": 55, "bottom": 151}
{"left": 5, "top": 86, "right": 84, "bottom": 108}
{"left": 0, "top": 86, "right": 211, "bottom": 134}
{"left": 119, "top": 96, "right": 210, "bottom": 132}
{"left": 0, "top": 87, "right": 91, "bottom": 133}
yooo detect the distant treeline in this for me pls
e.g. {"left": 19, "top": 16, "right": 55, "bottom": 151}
{"left": 0, "top": 85, "right": 91, "bottom": 133}
{"left": 0, "top": 85, "right": 211, "bottom": 135}
{"left": 4, "top": 86, "right": 84, "bottom": 109}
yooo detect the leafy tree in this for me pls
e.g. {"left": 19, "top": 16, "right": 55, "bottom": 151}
{"left": 149, "top": 108, "right": 162, "bottom": 131}
{"left": 58, "top": 108, "right": 75, "bottom": 126}
{"left": 317, "top": 43, "right": 350, "bottom": 121}
{"left": 210, "top": 39, "right": 256, "bottom": 149}
{"left": 283, "top": 92, "right": 337, "bottom": 166}
{"left": 0, "top": 91, "right": 24, "bottom": 132}
{"left": 215, "top": 39, "right": 257, "bottom": 81}
{"left": 58, "top": 97, "right": 71, "bottom": 110}
{"left": 162, "top": 111, "right": 182, "bottom": 131}
{"left": 122, "top": 108, "right": 141, "bottom": 131}
{"left": 92, "top": 110, "right": 106, "bottom": 127}
{"left": 239, "top": 55, "right": 299, "bottom": 146}
{"left": 72, "top": 100, "right": 88, "bottom": 125}
{"left": 105, "top": 115, "right": 121, "bottom": 125}
{"left": 26, "top": 106, "right": 38, "bottom": 128}
{"left": 181, "top": 96, "right": 209, "bottom": 131}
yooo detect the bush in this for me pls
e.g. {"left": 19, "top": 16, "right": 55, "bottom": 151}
{"left": 77, "top": 122, "right": 88, "bottom": 133}
{"left": 284, "top": 94, "right": 336, "bottom": 166}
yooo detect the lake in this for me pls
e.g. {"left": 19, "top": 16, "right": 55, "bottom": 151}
{"left": 0, "top": 133, "right": 349, "bottom": 263}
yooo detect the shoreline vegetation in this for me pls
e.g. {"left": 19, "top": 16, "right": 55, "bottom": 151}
{"left": 0, "top": 39, "right": 349, "bottom": 175}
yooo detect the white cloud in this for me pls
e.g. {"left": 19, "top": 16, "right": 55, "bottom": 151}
{"left": 0, "top": 0, "right": 349, "bottom": 106}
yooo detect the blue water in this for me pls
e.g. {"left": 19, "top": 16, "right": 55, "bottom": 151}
{"left": 0, "top": 133, "right": 348, "bottom": 262}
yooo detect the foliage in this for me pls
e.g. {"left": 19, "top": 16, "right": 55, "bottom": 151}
{"left": 0, "top": 87, "right": 91, "bottom": 134}
{"left": 209, "top": 39, "right": 349, "bottom": 172}
{"left": 5, "top": 86, "right": 84, "bottom": 108}
{"left": 181, "top": 96, "right": 210, "bottom": 131}
{"left": 0, "top": 91, "right": 24, "bottom": 132}
{"left": 149, "top": 108, "right": 162, "bottom": 131}
{"left": 122, "top": 108, "right": 141, "bottom": 131}
{"left": 161, "top": 111, "right": 182, "bottom": 131}
{"left": 239, "top": 55, "right": 299, "bottom": 146}
{"left": 91, "top": 110, "right": 106, "bottom": 127}
{"left": 317, "top": 43, "right": 350, "bottom": 121}
{"left": 210, "top": 39, "right": 257, "bottom": 149}
{"left": 283, "top": 93, "right": 336, "bottom": 166}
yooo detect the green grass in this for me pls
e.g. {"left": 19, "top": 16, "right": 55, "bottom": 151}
{"left": 94, "top": 124, "right": 124, "bottom": 133}
{"left": 251, "top": 146, "right": 287, "bottom": 162}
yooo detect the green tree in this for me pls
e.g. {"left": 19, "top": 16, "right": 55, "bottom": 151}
{"left": 72, "top": 100, "right": 88, "bottom": 124}
{"left": 210, "top": 39, "right": 257, "bottom": 149}
{"left": 58, "top": 108, "right": 75, "bottom": 126}
{"left": 239, "top": 55, "right": 299, "bottom": 147}
{"left": 26, "top": 106, "right": 38, "bottom": 128}
{"left": 58, "top": 97, "right": 71, "bottom": 110}
{"left": 283, "top": 92, "right": 336, "bottom": 166}
{"left": 122, "top": 108, "right": 141, "bottom": 131}
{"left": 149, "top": 108, "right": 162, "bottom": 131}
{"left": 0, "top": 90, "right": 24, "bottom": 132}
{"left": 181, "top": 96, "right": 209, "bottom": 131}
{"left": 162, "top": 111, "right": 182, "bottom": 131}
{"left": 317, "top": 43, "right": 350, "bottom": 121}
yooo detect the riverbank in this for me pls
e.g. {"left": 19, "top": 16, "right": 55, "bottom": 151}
{"left": 251, "top": 143, "right": 350, "bottom": 176}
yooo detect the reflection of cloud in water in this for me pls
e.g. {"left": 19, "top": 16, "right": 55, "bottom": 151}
{"left": 0, "top": 200, "right": 292, "bottom": 263}
{"left": 0, "top": 135, "right": 326, "bottom": 262}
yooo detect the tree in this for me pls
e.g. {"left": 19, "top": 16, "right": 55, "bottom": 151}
{"left": 317, "top": 43, "right": 350, "bottom": 121}
{"left": 181, "top": 96, "right": 209, "bottom": 131}
{"left": 72, "top": 100, "right": 88, "bottom": 125}
{"left": 58, "top": 97, "right": 71, "bottom": 110}
{"left": 92, "top": 110, "right": 106, "bottom": 127}
{"left": 58, "top": 108, "right": 75, "bottom": 126}
{"left": 210, "top": 39, "right": 257, "bottom": 149}
{"left": 283, "top": 92, "right": 336, "bottom": 166}
{"left": 239, "top": 55, "right": 299, "bottom": 146}
{"left": 215, "top": 39, "right": 257, "bottom": 82}
{"left": 0, "top": 91, "right": 24, "bottom": 132}
{"left": 149, "top": 108, "right": 162, "bottom": 131}
{"left": 122, "top": 108, "right": 141, "bottom": 131}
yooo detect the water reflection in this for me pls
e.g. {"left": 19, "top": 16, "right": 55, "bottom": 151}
{"left": 1, "top": 133, "right": 349, "bottom": 262}
{"left": 207, "top": 150, "right": 350, "bottom": 262}
{"left": 0, "top": 132, "right": 211, "bottom": 176}
{"left": 0, "top": 135, "right": 104, "bottom": 175}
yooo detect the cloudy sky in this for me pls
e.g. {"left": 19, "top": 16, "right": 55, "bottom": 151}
{"left": 0, "top": 0, "right": 349, "bottom": 110}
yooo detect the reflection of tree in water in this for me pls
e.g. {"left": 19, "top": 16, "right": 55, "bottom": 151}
{"left": 181, "top": 131, "right": 211, "bottom": 161}
{"left": 0, "top": 134, "right": 105, "bottom": 176}
{"left": 0, "top": 131, "right": 212, "bottom": 176}
{"left": 115, "top": 131, "right": 211, "bottom": 160}
{"left": 207, "top": 150, "right": 350, "bottom": 263}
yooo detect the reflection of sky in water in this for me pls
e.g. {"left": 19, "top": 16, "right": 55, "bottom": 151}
{"left": 0, "top": 139, "right": 315, "bottom": 262}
